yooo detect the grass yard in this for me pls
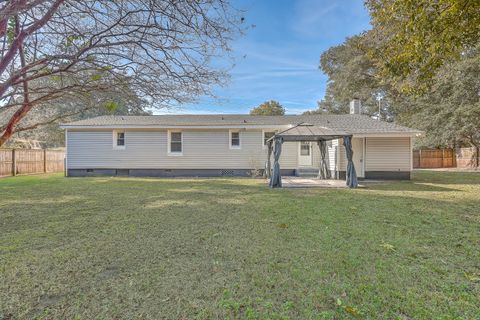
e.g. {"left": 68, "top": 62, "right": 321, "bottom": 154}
{"left": 0, "top": 171, "right": 479, "bottom": 319}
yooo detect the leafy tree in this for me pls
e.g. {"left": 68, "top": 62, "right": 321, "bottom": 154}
{"left": 307, "top": 1, "right": 480, "bottom": 149}
{"left": 306, "top": 34, "right": 394, "bottom": 119}
{"left": 395, "top": 46, "right": 480, "bottom": 149}
{"left": 366, "top": 0, "right": 480, "bottom": 93}
{"left": 308, "top": 33, "right": 480, "bottom": 149}
{"left": 250, "top": 100, "right": 285, "bottom": 115}
{"left": 0, "top": 1, "right": 242, "bottom": 146}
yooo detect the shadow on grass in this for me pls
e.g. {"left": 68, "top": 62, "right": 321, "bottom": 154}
{"left": 364, "top": 181, "right": 460, "bottom": 192}
{"left": 413, "top": 170, "right": 480, "bottom": 185}
{"left": 72, "top": 172, "right": 479, "bottom": 192}
{"left": 85, "top": 176, "right": 261, "bottom": 185}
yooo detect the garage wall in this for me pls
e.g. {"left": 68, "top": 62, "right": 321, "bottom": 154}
{"left": 365, "top": 137, "right": 411, "bottom": 171}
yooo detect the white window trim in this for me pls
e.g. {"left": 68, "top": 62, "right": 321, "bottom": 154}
{"left": 229, "top": 130, "right": 241, "bottom": 149}
{"left": 168, "top": 130, "right": 183, "bottom": 156}
{"left": 262, "top": 130, "right": 276, "bottom": 149}
{"left": 113, "top": 130, "right": 126, "bottom": 150}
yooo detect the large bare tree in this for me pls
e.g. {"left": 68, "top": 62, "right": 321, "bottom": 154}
{"left": 0, "top": 0, "right": 241, "bottom": 146}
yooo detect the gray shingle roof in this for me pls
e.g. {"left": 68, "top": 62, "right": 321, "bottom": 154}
{"left": 62, "top": 114, "right": 421, "bottom": 134}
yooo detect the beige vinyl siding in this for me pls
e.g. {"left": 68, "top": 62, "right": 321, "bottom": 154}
{"left": 67, "top": 129, "right": 298, "bottom": 169}
{"left": 280, "top": 142, "right": 298, "bottom": 169}
{"left": 67, "top": 129, "right": 413, "bottom": 173}
{"left": 330, "top": 138, "right": 370, "bottom": 173}
{"left": 365, "top": 137, "right": 411, "bottom": 171}
{"left": 326, "top": 139, "right": 349, "bottom": 172}
{"left": 327, "top": 139, "right": 338, "bottom": 171}
{"left": 338, "top": 140, "right": 347, "bottom": 171}
{"left": 311, "top": 141, "right": 320, "bottom": 169}
{"left": 332, "top": 137, "right": 411, "bottom": 173}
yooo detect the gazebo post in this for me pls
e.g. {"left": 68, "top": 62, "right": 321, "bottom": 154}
{"left": 343, "top": 135, "right": 358, "bottom": 188}
{"left": 269, "top": 136, "right": 283, "bottom": 188}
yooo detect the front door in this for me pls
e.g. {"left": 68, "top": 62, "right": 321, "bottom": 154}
{"left": 298, "top": 141, "right": 312, "bottom": 166}
{"left": 352, "top": 138, "right": 364, "bottom": 178}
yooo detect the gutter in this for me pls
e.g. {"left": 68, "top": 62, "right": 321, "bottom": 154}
{"left": 353, "top": 132, "right": 423, "bottom": 138}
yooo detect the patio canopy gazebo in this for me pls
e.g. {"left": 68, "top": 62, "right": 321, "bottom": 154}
{"left": 266, "top": 123, "right": 358, "bottom": 188}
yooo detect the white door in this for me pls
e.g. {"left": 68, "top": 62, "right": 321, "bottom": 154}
{"left": 298, "top": 142, "right": 313, "bottom": 166}
{"left": 352, "top": 138, "right": 364, "bottom": 178}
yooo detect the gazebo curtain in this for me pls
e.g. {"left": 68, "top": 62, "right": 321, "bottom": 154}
{"left": 343, "top": 136, "right": 358, "bottom": 188}
{"left": 317, "top": 140, "right": 331, "bottom": 179}
{"left": 269, "top": 137, "right": 283, "bottom": 188}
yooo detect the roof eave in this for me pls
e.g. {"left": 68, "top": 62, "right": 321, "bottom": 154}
{"left": 59, "top": 124, "right": 294, "bottom": 130}
{"left": 352, "top": 131, "right": 423, "bottom": 137}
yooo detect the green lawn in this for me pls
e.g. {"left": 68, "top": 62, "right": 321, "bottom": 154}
{"left": 0, "top": 171, "right": 479, "bottom": 319}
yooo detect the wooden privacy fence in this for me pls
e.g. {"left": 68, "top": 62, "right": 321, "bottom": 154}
{"left": 413, "top": 149, "right": 456, "bottom": 168}
{"left": 0, "top": 149, "right": 65, "bottom": 177}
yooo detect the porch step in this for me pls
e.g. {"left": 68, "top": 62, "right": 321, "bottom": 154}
{"left": 296, "top": 167, "right": 319, "bottom": 177}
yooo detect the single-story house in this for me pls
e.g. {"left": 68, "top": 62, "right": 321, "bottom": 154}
{"left": 61, "top": 100, "right": 421, "bottom": 180}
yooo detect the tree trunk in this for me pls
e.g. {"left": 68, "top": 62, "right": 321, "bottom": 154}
{"left": 469, "top": 137, "right": 480, "bottom": 168}
{"left": 476, "top": 145, "right": 480, "bottom": 168}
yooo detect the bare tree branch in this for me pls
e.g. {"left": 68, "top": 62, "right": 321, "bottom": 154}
{"left": 0, "top": 0, "right": 242, "bottom": 146}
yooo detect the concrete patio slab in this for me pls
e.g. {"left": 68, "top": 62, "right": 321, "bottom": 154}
{"left": 278, "top": 177, "right": 349, "bottom": 188}
{"left": 266, "top": 177, "right": 388, "bottom": 188}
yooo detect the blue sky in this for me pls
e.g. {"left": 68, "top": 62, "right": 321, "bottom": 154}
{"left": 172, "top": 0, "right": 371, "bottom": 115}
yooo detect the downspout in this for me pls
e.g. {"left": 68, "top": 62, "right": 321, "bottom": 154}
{"left": 64, "top": 128, "right": 68, "bottom": 177}
{"left": 362, "top": 137, "right": 366, "bottom": 178}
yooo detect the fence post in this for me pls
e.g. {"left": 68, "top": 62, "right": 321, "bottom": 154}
{"left": 441, "top": 149, "right": 445, "bottom": 168}
{"left": 43, "top": 149, "right": 47, "bottom": 173}
{"left": 12, "top": 149, "right": 16, "bottom": 176}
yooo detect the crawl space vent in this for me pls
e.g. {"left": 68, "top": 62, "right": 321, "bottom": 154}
{"left": 220, "top": 170, "right": 235, "bottom": 176}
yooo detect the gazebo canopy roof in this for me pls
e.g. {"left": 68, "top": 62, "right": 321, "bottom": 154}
{"left": 269, "top": 123, "right": 351, "bottom": 142}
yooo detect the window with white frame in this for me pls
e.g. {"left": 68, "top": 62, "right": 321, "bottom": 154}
{"left": 113, "top": 131, "right": 125, "bottom": 149}
{"left": 300, "top": 141, "right": 311, "bottom": 156}
{"left": 263, "top": 131, "right": 275, "bottom": 147}
{"left": 168, "top": 131, "right": 182, "bottom": 155}
{"left": 229, "top": 130, "right": 241, "bottom": 149}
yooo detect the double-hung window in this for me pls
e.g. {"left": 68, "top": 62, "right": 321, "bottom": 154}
{"left": 113, "top": 131, "right": 126, "bottom": 149}
{"left": 168, "top": 131, "right": 183, "bottom": 155}
{"left": 229, "top": 130, "right": 241, "bottom": 149}
{"left": 300, "top": 141, "right": 311, "bottom": 156}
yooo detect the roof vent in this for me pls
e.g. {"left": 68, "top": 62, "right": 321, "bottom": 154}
{"left": 350, "top": 99, "right": 362, "bottom": 114}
